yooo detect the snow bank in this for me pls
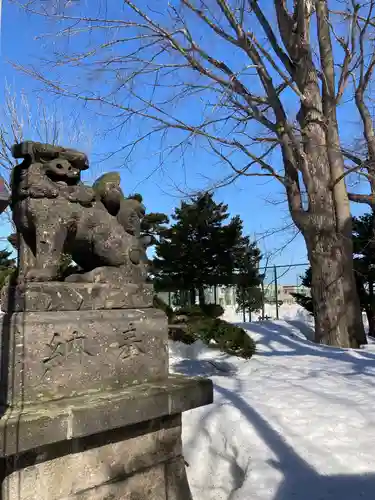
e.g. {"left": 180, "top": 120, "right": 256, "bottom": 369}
{"left": 170, "top": 320, "right": 375, "bottom": 499}
{"left": 222, "top": 302, "right": 314, "bottom": 324}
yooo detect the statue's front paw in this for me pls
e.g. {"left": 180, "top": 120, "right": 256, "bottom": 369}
{"left": 30, "top": 188, "right": 58, "bottom": 199}
{"left": 25, "top": 267, "right": 57, "bottom": 281}
{"left": 75, "top": 187, "right": 95, "bottom": 206}
{"left": 129, "top": 247, "right": 144, "bottom": 265}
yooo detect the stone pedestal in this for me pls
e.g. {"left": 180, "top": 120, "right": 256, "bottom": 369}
{"left": 0, "top": 282, "right": 213, "bottom": 499}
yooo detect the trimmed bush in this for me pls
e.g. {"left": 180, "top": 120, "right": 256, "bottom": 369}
{"left": 212, "top": 320, "right": 256, "bottom": 359}
{"left": 168, "top": 325, "right": 197, "bottom": 344}
{"left": 174, "top": 304, "right": 224, "bottom": 319}
{"left": 154, "top": 299, "right": 255, "bottom": 358}
{"left": 174, "top": 305, "right": 205, "bottom": 318}
{"left": 190, "top": 316, "right": 256, "bottom": 359}
{"left": 188, "top": 316, "right": 214, "bottom": 341}
{"left": 153, "top": 295, "right": 174, "bottom": 319}
{"left": 201, "top": 303, "right": 224, "bottom": 318}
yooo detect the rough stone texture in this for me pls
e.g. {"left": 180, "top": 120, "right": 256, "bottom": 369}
{"left": 1, "top": 281, "right": 153, "bottom": 312}
{"left": 0, "top": 383, "right": 211, "bottom": 499}
{"left": 66, "top": 466, "right": 166, "bottom": 500}
{"left": 1, "top": 308, "right": 168, "bottom": 406}
{"left": 166, "top": 457, "right": 194, "bottom": 500}
{"left": 1, "top": 416, "right": 181, "bottom": 500}
{"left": 0, "top": 140, "right": 214, "bottom": 499}
{"left": 92, "top": 172, "right": 146, "bottom": 238}
{"left": 1, "top": 415, "right": 195, "bottom": 500}
{"left": 0, "top": 376, "right": 213, "bottom": 456}
{"left": 11, "top": 141, "right": 148, "bottom": 283}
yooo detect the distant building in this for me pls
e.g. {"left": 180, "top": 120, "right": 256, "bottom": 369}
{"left": 264, "top": 284, "right": 310, "bottom": 305}
{"left": 157, "top": 284, "right": 310, "bottom": 309}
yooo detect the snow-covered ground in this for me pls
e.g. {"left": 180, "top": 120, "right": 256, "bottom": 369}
{"left": 222, "top": 303, "right": 314, "bottom": 325}
{"left": 222, "top": 303, "right": 368, "bottom": 335}
{"left": 169, "top": 320, "right": 375, "bottom": 499}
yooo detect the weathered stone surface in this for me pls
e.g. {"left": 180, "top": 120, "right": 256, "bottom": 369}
{"left": 11, "top": 141, "right": 149, "bottom": 283}
{"left": 1, "top": 308, "right": 168, "bottom": 406}
{"left": 4, "top": 460, "right": 167, "bottom": 500}
{"left": 1, "top": 140, "right": 214, "bottom": 500}
{"left": 0, "top": 376, "right": 213, "bottom": 456}
{"left": 2, "top": 416, "right": 181, "bottom": 500}
{"left": 166, "top": 457, "right": 194, "bottom": 500}
{"left": 1, "top": 281, "right": 153, "bottom": 312}
{"left": 66, "top": 466, "right": 166, "bottom": 500}
{"left": 2, "top": 455, "right": 195, "bottom": 499}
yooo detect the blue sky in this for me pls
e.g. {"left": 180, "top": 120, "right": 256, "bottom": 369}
{"left": 0, "top": 1, "right": 371, "bottom": 282}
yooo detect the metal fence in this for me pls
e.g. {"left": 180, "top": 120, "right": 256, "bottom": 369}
{"left": 257, "top": 263, "right": 310, "bottom": 320}
{"left": 157, "top": 262, "right": 311, "bottom": 321}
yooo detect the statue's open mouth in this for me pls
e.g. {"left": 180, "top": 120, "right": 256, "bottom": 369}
{"left": 46, "top": 171, "right": 80, "bottom": 186}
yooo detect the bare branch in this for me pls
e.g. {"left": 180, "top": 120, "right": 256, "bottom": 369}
{"left": 335, "top": 3, "right": 359, "bottom": 103}
{"left": 348, "top": 192, "right": 375, "bottom": 206}
{"left": 248, "top": 0, "right": 294, "bottom": 77}
{"left": 13, "top": 0, "right": 375, "bottom": 344}
{"left": 209, "top": 141, "right": 284, "bottom": 183}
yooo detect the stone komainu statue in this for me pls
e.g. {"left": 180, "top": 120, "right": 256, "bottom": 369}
{"left": 11, "top": 141, "right": 147, "bottom": 283}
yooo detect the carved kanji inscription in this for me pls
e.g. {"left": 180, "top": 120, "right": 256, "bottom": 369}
{"left": 111, "top": 323, "right": 145, "bottom": 359}
{"left": 42, "top": 330, "right": 94, "bottom": 378}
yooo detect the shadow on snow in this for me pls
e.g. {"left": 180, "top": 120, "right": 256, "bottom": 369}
{"left": 236, "top": 320, "right": 375, "bottom": 378}
{"left": 173, "top": 320, "right": 375, "bottom": 499}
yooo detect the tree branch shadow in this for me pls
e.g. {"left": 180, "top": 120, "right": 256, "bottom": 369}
{"left": 172, "top": 359, "right": 238, "bottom": 377}
{"left": 171, "top": 321, "right": 375, "bottom": 499}
{"left": 237, "top": 321, "right": 375, "bottom": 374}
{"left": 214, "top": 384, "right": 375, "bottom": 500}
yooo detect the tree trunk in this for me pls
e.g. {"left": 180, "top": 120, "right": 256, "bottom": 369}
{"left": 306, "top": 231, "right": 366, "bottom": 348}
{"left": 354, "top": 274, "right": 375, "bottom": 339}
{"left": 368, "top": 278, "right": 375, "bottom": 338}
{"left": 189, "top": 288, "right": 196, "bottom": 306}
{"left": 365, "top": 306, "right": 375, "bottom": 338}
{"left": 198, "top": 286, "right": 205, "bottom": 307}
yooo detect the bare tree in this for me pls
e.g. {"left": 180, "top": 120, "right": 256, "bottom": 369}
{"left": 330, "top": 2, "right": 375, "bottom": 209}
{"left": 0, "top": 83, "right": 92, "bottom": 173}
{"left": 15, "top": 0, "right": 373, "bottom": 347}
{"left": 0, "top": 83, "right": 93, "bottom": 240}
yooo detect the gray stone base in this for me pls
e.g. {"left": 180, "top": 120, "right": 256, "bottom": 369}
{"left": 1, "top": 415, "right": 191, "bottom": 500}
{"left": 2, "top": 308, "right": 168, "bottom": 406}
{"left": 1, "top": 281, "right": 154, "bottom": 312}
{"left": 0, "top": 376, "right": 213, "bottom": 499}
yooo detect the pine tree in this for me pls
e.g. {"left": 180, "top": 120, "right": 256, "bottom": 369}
{"left": 352, "top": 213, "right": 375, "bottom": 337}
{"left": 235, "top": 242, "right": 263, "bottom": 321}
{"left": 0, "top": 247, "right": 16, "bottom": 290}
{"left": 141, "top": 212, "right": 169, "bottom": 246}
{"left": 291, "top": 268, "right": 314, "bottom": 315}
{"left": 153, "top": 192, "right": 261, "bottom": 307}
